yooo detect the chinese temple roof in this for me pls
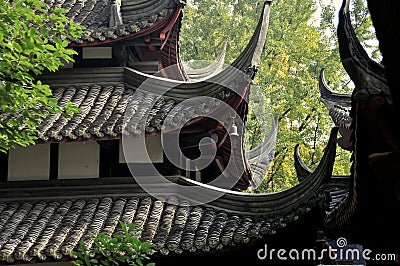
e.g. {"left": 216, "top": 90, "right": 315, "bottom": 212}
{"left": 55, "top": 0, "right": 185, "bottom": 45}
{"left": 3, "top": 0, "right": 385, "bottom": 263}
{"left": 0, "top": 127, "right": 339, "bottom": 263}
{"left": 36, "top": 1, "right": 271, "bottom": 143}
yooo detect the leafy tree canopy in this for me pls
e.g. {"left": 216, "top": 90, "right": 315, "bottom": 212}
{"left": 0, "top": 0, "right": 82, "bottom": 153}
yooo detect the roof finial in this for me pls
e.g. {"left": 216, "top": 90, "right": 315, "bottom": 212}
{"left": 109, "top": 0, "right": 123, "bottom": 27}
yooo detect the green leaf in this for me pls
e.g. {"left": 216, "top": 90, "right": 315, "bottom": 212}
{"left": 0, "top": 0, "right": 83, "bottom": 152}
{"left": 84, "top": 256, "right": 92, "bottom": 266}
{"left": 136, "top": 258, "right": 143, "bottom": 266}
{"left": 71, "top": 222, "right": 155, "bottom": 266}
{"left": 13, "top": 42, "right": 23, "bottom": 53}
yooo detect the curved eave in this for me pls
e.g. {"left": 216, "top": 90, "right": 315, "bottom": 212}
{"left": 35, "top": 67, "right": 233, "bottom": 142}
{"left": 294, "top": 145, "right": 313, "bottom": 182}
{"left": 178, "top": 127, "right": 338, "bottom": 217}
{"left": 338, "top": 0, "right": 390, "bottom": 101}
{"left": 295, "top": 143, "right": 351, "bottom": 184}
{"left": 34, "top": 65, "right": 247, "bottom": 142}
{"left": 245, "top": 118, "right": 278, "bottom": 188}
{"left": 319, "top": 69, "right": 351, "bottom": 106}
{"left": 181, "top": 42, "right": 227, "bottom": 82}
{"left": 294, "top": 144, "right": 350, "bottom": 212}
{"left": 158, "top": 11, "right": 185, "bottom": 80}
{"left": 319, "top": 69, "right": 352, "bottom": 129}
{"left": 158, "top": 0, "right": 270, "bottom": 82}
{"left": 230, "top": 1, "right": 271, "bottom": 76}
{"left": 174, "top": 0, "right": 271, "bottom": 86}
{"left": 36, "top": 1, "right": 271, "bottom": 142}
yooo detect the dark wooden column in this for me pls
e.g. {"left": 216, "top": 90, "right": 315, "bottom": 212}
{"left": 0, "top": 152, "right": 8, "bottom": 182}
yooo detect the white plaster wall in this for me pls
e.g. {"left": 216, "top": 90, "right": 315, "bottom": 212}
{"left": 8, "top": 144, "right": 50, "bottom": 181}
{"left": 82, "top": 47, "right": 112, "bottom": 59}
{"left": 58, "top": 142, "right": 99, "bottom": 179}
{"left": 119, "top": 135, "right": 163, "bottom": 163}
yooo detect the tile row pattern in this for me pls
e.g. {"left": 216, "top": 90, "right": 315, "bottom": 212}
{"left": 0, "top": 195, "right": 321, "bottom": 263}
{"left": 36, "top": 1, "right": 271, "bottom": 142}
{"left": 36, "top": 83, "right": 230, "bottom": 142}
{"left": 43, "top": 0, "right": 182, "bottom": 43}
{"left": 0, "top": 124, "right": 337, "bottom": 264}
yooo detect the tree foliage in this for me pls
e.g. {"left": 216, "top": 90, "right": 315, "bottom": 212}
{"left": 0, "top": 0, "right": 82, "bottom": 152}
{"left": 72, "top": 222, "right": 155, "bottom": 266}
{"left": 180, "top": 0, "right": 378, "bottom": 192}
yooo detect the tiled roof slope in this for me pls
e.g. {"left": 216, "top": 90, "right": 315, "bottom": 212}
{"left": 35, "top": 2, "right": 271, "bottom": 142}
{"left": 0, "top": 128, "right": 338, "bottom": 264}
{"left": 0, "top": 195, "right": 274, "bottom": 263}
{"left": 37, "top": 83, "right": 142, "bottom": 140}
{"left": 36, "top": 67, "right": 233, "bottom": 142}
{"left": 36, "top": 80, "right": 174, "bottom": 141}
{"left": 46, "top": 0, "right": 184, "bottom": 44}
